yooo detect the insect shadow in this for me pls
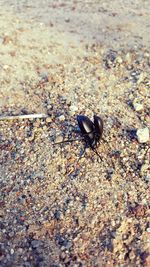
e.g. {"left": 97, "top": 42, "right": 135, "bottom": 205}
{"left": 54, "top": 114, "right": 108, "bottom": 162}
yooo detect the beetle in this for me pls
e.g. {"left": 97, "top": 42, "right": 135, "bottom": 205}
{"left": 77, "top": 115, "right": 103, "bottom": 149}
{"left": 54, "top": 114, "right": 104, "bottom": 160}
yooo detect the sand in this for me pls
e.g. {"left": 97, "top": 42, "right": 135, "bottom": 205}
{"left": 0, "top": 1, "right": 150, "bottom": 266}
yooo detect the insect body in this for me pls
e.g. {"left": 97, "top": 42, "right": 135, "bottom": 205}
{"left": 54, "top": 114, "right": 104, "bottom": 160}
{"left": 77, "top": 115, "right": 103, "bottom": 149}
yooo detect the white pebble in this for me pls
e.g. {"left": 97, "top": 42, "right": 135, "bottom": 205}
{"left": 125, "top": 53, "right": 132, "bottom": 64}
{"left": 116, "top": 56, "right": 123, "bottom": 64}
{"left": 10, "top": 248, "right": 14, "bottom": 255}
{"left": 58, "top": 115, "right": 65, "bottom": 121}
{"left": 137, "top": 128, "right": 149, "bottom": 143}
{"left": 69, "top": 105, "right": 78, "bottom": 115}
{"left": 133, "top": 102, "right": 143, "bottom": 112}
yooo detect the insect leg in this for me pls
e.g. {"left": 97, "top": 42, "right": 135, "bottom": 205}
{"left": 54, "top": 130, "right": 94, "bottom": 145}
{"left": 66, "top": 142, "right": 87, "bottom": 177}
{"left": 93, "top": 148, "right": 102, "bottom": 161}
{"left": 76, "top": 143, "right": 88, "bottom": 164}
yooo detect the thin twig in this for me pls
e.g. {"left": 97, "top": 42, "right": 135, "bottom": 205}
{"left": 0, "top": 113, "right": 49, "bottom": 121}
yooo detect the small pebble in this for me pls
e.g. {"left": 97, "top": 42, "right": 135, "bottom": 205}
{"left": 116, "top": 56, "right": 123, "bottom": 64}
{"left": 125, "top": 53, "right": 132, "bottom": 64}
{"left": 47, "top": 104, "right": 52, "bottom": 109}
{"left": 141, "top": 164, "right": 149, "bottom": 174}
{"left": 46, "top": 117, "right": 52, "bottom": 123}
{"left": 144, "top": 174, "right": 150, "bottom": 182}
{"left": 137, "top": 128, "right": 149, "bottom": 143}
{"left": 58, "top": 115, "right": 65, "bottom": 121}
{"left": 137, "top": 72, "right": 145, "bottom": 84}
{"left": 3, "top": 64, "right": 9, "bottom": 70}
{"left": 0, "top": 36, "right": 3, "bottom": 45}
{"left": 133, "top": 100, "right": 143, "bottom": 112}
{"left": 10, "top": 248, "right": 14, "bottom": 255}
{"left": 31, "top": 240, "right": 42, "bottom": 248}
{"left": 55, "top": 135, "right": 63, "bottom": 143}
{"left": 69, "top": 105, "right": 78, "bottom": 115}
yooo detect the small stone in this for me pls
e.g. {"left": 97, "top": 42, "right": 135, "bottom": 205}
{"left": 132, "top": 204, "right": 147, "bottom": 218}
{"left": 69, "top": 105, "right": 78, "bottom": 115}
{"left": 42, "top": 125, "right": 47, "bottom": 131}
{"left": 3, "top": 65, "right": 9, "bottom": 70}
{"left": 3, "top": 35, "right": 12, "bottom": 45}
{"left": 65, "top": 18, "right": 70, "bottom": 23}
{"left": 54, "top": 210, "right": 61, "bottom": 220}
{"left": 144, "top": 52, "right": 150, "bottom": 58}
{"left": 55, "top": 135, "right": 63, "bottom": 143}
{"left": 10, "top": 248, "right": 14, "bottom": 255}
{"left": 58, "top": 115, "right": 65, "bottom": 121}
{"left": 8, "top": 231, "right": 15, "bottom": 237}
{"left": 141, "top": 164, "right": 149, "bottom": 174}
{"left": 40, "top": 73, "right": 49, "bottom": 83}
{"left": 111, "top": 220, "right": 116, "bottom": 227}
{"left": 0, "top": 37, "right": 3, "bottom": 45}
{"left": 144, "top": 174, "right": 150, "bottom": 182}
{"left": 47, "top": 104, "right": 52, "bottom": 109}
{"left": 116, "top": 56, "right": 123, "bottom": 64}
{"left": 125, "top": 53, "right": 132, "bottom": 64}
{"left": 137, "top": 128, "right": 149, "bottom": 143}
{"left": 133, "top": 100, "right": 143, "bottom": 112}
{"left": 137, "top": 72, "right": 145, "bottom": 84}
{"left": 18, "top": 248, "right": 23, "bottom": 254}
{"left": 31, "top": 240, "right": 42, "bottom": 248}
{"left": 46, "top": 117, "right": 52, "bottom": 123}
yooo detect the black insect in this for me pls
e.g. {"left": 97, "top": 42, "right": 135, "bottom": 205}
{"left": 54, "top": 114, "right": 104, "bottom": 160}
{"left": 77, "top": 115, "right": 103, "bottom": 148}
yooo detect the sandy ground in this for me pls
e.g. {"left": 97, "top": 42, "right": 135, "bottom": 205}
{"left": 0, "top": 1, "right": 150, "bottom": 267}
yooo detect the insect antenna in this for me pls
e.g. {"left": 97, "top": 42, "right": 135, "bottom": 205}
{"left": 53, "top": 137, "right": 84, "bottom": 145}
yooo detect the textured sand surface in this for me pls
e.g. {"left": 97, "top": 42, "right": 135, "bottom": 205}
{"left": 0, "top": 1, "right": 150, "bottom": 266}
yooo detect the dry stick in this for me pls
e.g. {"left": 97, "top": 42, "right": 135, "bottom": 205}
{"left": 0, "top": 113, "right": 49, "bottom": 121}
